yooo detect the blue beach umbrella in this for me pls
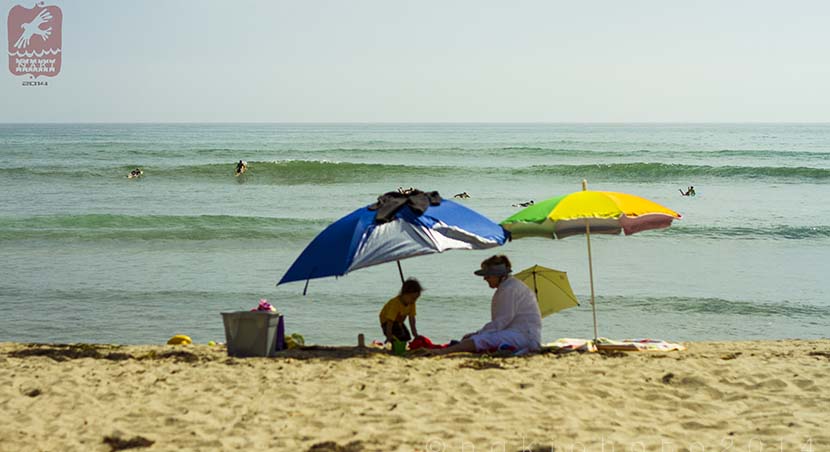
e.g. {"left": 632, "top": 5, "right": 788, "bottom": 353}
{"left": 277, "top": 191, "right": 508, "bottom": 292}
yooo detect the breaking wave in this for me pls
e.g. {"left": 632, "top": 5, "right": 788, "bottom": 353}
{"left": 2, "top": 160, "right": 828, "bottom": 183}
{"left": 0, "top": 214, "right": 331, "bottom": 241}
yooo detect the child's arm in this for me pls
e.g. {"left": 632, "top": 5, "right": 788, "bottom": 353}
{"left": 408, "top": 315, "right": 418, "bottom": 338}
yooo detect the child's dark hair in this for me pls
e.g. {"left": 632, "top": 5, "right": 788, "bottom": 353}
{"left": 400, "top": 278, "right": 422, "bottom": 294}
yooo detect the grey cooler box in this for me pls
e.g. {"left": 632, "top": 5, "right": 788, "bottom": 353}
{"left": 221, "top": 311, "right": 285, "bottom": 357}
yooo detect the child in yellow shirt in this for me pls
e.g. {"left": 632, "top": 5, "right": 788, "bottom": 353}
{"left": 379, "top": 278, "right": 422, "bottom": 343}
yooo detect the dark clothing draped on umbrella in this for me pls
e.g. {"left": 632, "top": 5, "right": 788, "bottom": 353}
{"left": 368, "top": 190, "right": 442, "bottom": 223}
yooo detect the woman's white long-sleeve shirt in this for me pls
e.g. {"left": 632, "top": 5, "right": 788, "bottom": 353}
{"left": 477, "top": 276, "right": 542, "bottom": 346}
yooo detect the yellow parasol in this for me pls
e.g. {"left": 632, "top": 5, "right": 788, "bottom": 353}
{"left": 514, "top": 265, "right": 580, "bottom": 318}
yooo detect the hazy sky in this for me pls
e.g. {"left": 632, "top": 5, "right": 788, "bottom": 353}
{"left": 3, "top": 1, "right": 830, "bottom": 122}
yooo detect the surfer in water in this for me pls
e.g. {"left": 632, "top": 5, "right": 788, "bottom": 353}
{"left": 235, "top": 160, "right": 248, "bottom": 176}
{"left": 679, "top": 186, "right": 696, "bottom": 196}
{"left": 127, "top": 168, "right": 143, "bottom": 179}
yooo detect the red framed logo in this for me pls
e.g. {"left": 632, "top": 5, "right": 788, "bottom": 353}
{"left": 7, "top": 2, "right": 62, "bottom": 78}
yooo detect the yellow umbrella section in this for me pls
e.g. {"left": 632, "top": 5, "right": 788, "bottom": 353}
{"left": 550, "top": 190, "right": 679, "bottom": 220}
{"left": 514, "top": 265, "right": 579, "bottom": 318}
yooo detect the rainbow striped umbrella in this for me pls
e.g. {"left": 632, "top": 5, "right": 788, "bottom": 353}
{"left": 501, "top": 181, "right": 681, "bottom": 339}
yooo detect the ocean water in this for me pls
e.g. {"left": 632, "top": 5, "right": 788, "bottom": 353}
{"left": 1, "top": 123, "right": 828, "bottom": 345}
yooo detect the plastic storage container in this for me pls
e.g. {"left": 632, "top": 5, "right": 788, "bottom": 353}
{"left": 221, "top": 311, "right": 285, "bottom": 357}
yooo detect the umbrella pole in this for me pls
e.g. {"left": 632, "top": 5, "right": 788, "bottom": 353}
{"left": 302, "top": 267, "right": 316, "bottom": 296}
{"left": 585, "top": 219, "right": 598, "bottom": 340}
{"left": 396, "top": 260, "right": 405, "bottom": 284}
{"left": 582, "top": 180, "right": 599, "bottom": 340}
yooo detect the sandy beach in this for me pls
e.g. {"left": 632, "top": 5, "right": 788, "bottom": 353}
{"left": 1, "top": 340, "right": 828, "bottom": 452}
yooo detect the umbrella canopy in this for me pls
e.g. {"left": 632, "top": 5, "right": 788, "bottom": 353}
{"left": 278, "top": 193, "right": 508, "bottom": 288}
{"left": 502, "top": 189, "right": 680, "bottom": 239}
{"left": 514, "top": 265, "right": 579, "bottom": 318}
{"left": 501, "top": 180, "right": 681, "bottom": 338}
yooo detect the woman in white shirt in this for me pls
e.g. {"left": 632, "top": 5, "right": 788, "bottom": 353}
{"left": 428, "top": 255, "right": 542, "bottom": 355}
